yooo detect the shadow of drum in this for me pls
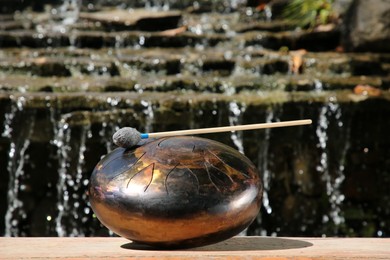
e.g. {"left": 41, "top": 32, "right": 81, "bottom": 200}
{"left": 121, "top": 236, "right": 313, "bottom": 251}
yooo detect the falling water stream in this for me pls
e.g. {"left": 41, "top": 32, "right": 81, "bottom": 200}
{"left": 3, "top": 97, "right": 31, "bottom": 236}
{"left": 55, "top": 120, "right": 95, "bottom": 236}
{"left": 228, "top": 101, "right": 246, "bottom": 154}
{"left": 259, "top": 109, "right": 276, "bottom": 216}
{"left": 35, "top": 0, "right": 81, "bottom": 34}
{"left": 99, "top": 122, "right": 116, "bottom": 154}
{"left": 141, "top": 100, "right": 155, "bottom": 133}
{"left": 316, "top": 101, "right": 351, "bottom": 232}
{"left": 248, "top": 107, "right": 278, "bottom": 236}
{"left": 54, "top": 120, "right": 71, "bottom": 236}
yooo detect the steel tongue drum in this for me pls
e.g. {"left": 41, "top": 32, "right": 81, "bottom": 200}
{"left": 88, "top": 120, "right": 311, "bottom": 248}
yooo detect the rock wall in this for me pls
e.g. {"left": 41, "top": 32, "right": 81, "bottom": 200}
{"left": 342, "top": 0, "right": 390, "bottom": 52}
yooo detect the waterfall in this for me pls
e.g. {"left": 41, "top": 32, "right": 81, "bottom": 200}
{"left": 57, "top": 0, "right": 81, "bottom": 26}
{"left": 141, "top": 100, "right": 155, "bottom": 133}
{"left": 264, "top": 5, "right": 272, "bottom": 21}
{"left": 316, "top": 102, "right": 350, "bottom": 233}
{"left": 144, "top": 0, "right": 172, "bottom": 10}
{"left": 72, "top": 125, "right": 92, "bottom": 236}
{"left": 54, "top": 117, "right": 92, "bottom": 237}
{"left": 228, "top": 101, "right": 246, "bottom": 154}
{"left": 99, "top": 122, "right": 116, "bottom": 154}
{"left": 115, "top": 34, "right": 125, "bottom": 49}
{"left": 3, "top": 96, "right": 35, "bottom": 236}
{"left": 314, "top": 79, "right": 324, "bottom": 92}
{"left": 259, "top": 109, "right": 275, "bottom": 216}
{"left": 247, "top": 106, "right": 278, "bottom": 236}
{"left": 230, "top": 0, "right": 245, "bottom": 10}
{"left": 54, "top": 119, "right": 71, "bottom": 237}
{"left": 34, "top": 0, "right": 80, "bottom": 34}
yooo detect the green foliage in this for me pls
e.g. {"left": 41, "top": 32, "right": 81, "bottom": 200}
{"left": 282, "top": 0, "right": 334, "bottom": 28}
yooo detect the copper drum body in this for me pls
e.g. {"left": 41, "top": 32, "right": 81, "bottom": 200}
{"left": 89, "top": 136, "right": 263, "bottom": 248}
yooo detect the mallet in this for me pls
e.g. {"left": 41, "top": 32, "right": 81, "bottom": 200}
{"left": 113, "top": 119, "right": 312, "bottom": 148}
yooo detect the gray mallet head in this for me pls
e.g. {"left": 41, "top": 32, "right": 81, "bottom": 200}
{"left": 112, "top": 127, "right": 141, "bottom": 148}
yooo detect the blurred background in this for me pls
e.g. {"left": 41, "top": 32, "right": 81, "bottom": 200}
{"left": 0, "top": 0, "right": 389, "bottom": 238}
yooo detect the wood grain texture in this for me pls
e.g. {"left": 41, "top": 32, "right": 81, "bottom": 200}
{"left": 1, "top": 236, "right": 389, "bottom": 259}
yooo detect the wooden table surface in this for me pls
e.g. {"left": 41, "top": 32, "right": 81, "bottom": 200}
{"left": 1, "top": 236, "right": 389, "bottom": 259}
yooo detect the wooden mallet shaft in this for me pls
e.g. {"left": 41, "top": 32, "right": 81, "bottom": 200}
{"left": 141, "top": 119, "right": 312, "bottom": 139}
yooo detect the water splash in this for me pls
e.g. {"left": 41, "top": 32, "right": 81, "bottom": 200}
{"left": 264, "top": 5, "right": 273, "bottom": 21}
{"left": 314, "top": 79, "right": 324, "bottom": 92}
{"left": 36, "top": 0, "right": 81, "bottom": 34}
{"left": 1, "top": 98, "right": 17, "bottom": 139}
{"left": 56, "top": 0, "right": 81, "bottom": 26}
{"left": 230, "top": 0, "right": 245, "bottom": 10}
{"left": 115, "top": 34, "right": 125, "bottom": 49}
{"left": 144, "top": 0, "right": 172, "bottom": 10}
{"left": 221, "top": 81, "right": 236, "bottom": 96}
